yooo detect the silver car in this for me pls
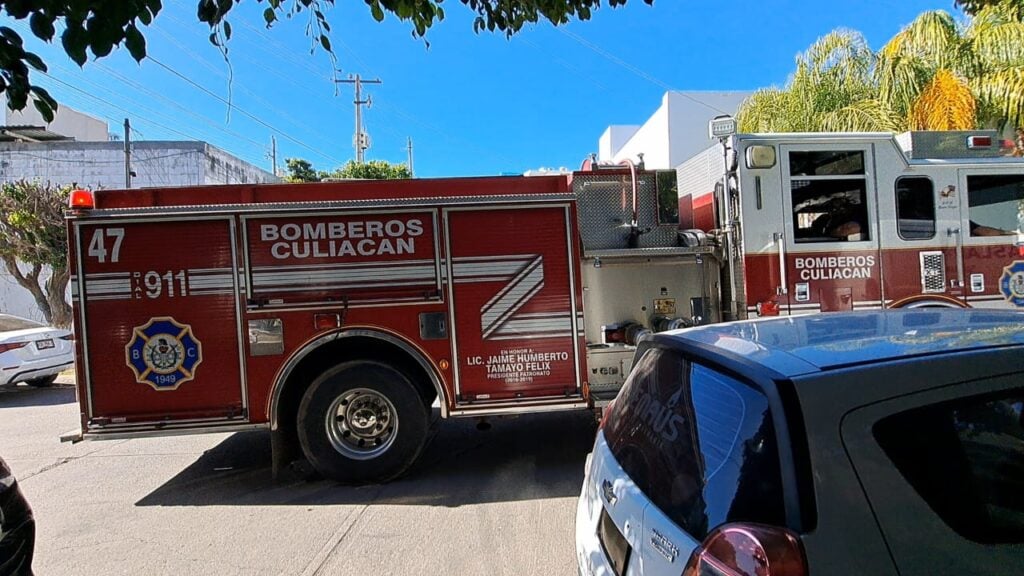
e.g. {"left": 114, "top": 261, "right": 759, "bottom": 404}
{"left": 576, "top": 309, "right": 1024, "bottom": 576}
{"left": 0, "top": 314, "right": 73, "bottom": 387}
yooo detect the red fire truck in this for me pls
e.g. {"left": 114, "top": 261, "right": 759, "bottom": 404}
{"left": 65, "top": 127, "right": 1024, "bottom": 483}
{"left": 678, "top": 127, "right": 1024, "bottom": 318}
{"left": 65, "top": 166, "right": 713, "bottom": 482}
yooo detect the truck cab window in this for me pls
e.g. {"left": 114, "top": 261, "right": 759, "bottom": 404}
{"left": 896, "top": 177, "right": 936, "bottom": 240}
{"left": 967, "top": 175, "right": 1024, "bottom": 237}
{"left": 789, "top": 151, "right": 870, "bottom": 243}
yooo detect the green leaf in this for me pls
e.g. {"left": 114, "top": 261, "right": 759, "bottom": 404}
{"left": 22, "top": 51, "right": 46, "bottom": 72}
{"left": 263, "top": 7, "right": 277, "bottom": 25}
{"left": 371, "top": 2, "right": 385, "bottom": 22}
{"left": 319, "top": 34, "right": 331, "bottom": 52}
{"left": 61, "top": 25, "right": 88, "bottom": 66}
{"left": 125, "top": 25, "right": 146, "bottom": 61}
{"left": 29, "top": 13, "right": 55, "bottom": 41}
{"left": 0, "top": 27, "right": 23, "bottom": 48}
{"left": 91, "top": 37, "right": 114, "bottom": 58}
{"left": 139, "top": 8, "right": 154, "bottom": 26}
{"left": 32, "top": 97, "right": 55, "bottom": 123}
{"left": 30, "top": 85, "right": 57, "bottom": 109}
{"left": 224, "top": 21, "right": 232, "bottom": 40}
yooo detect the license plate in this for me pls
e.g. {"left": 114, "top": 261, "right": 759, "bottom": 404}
{"left": 35, "top": 339, "right": 54, "bottom": 350}
{"left": 598, "top": 507, "right": 630, "bottom": 576}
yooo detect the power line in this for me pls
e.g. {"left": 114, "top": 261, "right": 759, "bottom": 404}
{"left": 146, "top": 55, "right": 345, "bottom": 165}
{"left": 93, "top": 63, "right": 268, "bottom": 150}
{"left": 150, "top": 18, "right": 345, "bottom": 159}
{"left": 37, "top": 71, "right": 218, "bottom": 143}
{"left": 554, "top": 27, "right": 728, "bottom": 115}
{"left": 44, "top": 62, "right": 265, "bottom": 160}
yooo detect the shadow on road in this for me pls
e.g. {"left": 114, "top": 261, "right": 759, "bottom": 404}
{"left": 137, "top": 409, "right": 597, "bottom": 508}
{"left": 0, "top": 384, "right": 76, "bottom": 408}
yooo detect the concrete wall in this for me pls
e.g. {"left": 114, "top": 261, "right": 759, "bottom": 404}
{"left": 204, "top": 144, "right": 278, "bottom": 185}
{"left": 599, "top": 91, "right": 752, "bottom": 170}
{"left": 6, "top": 106, "right": 108, "bottom": 142}
{"left": 0, "top": 141, "right": 277, "bottom": 189}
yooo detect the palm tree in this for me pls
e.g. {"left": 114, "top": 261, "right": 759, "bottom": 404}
{"left": 737, "top": 1, "right": 1024, "bottom": 134}
{"left": 738, "top": 30, "right": 898, "bottom": 133}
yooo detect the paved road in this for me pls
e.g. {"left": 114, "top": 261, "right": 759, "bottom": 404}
{"left": 0, "top": 377, "right": 596, "bottom": 575}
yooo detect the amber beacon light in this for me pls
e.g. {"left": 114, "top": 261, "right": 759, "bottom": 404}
{"left": 68, "top": 189, "right": 95, "bottom": 210}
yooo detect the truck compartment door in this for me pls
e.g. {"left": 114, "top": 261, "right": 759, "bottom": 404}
{"left": 74, "top": 218, "right": 246, "bottom": 430}
{"left": 445, "top": 205, "right": 582, "bottom": 403}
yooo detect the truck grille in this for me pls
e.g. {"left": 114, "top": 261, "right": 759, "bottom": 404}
{"left": 920, "top": 251, "right": 946, "bottom": 293}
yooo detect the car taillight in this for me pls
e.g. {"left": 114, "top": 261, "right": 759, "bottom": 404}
{"left": 0, "top": 342, "right": 30, "bottom": 354}
{"left": 681, "top": 523, "right": 807, "bottom": 576}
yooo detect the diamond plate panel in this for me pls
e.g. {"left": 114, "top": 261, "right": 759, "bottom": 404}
{"left": 573, "top": 172, "right": 678, "bottom": 251}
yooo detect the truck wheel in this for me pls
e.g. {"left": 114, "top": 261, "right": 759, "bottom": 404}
{"left": 26, "top": 375, "right": 58, "bottom": 387}
{"left": 296, "top": 361, "right": 428, "bottom": 484}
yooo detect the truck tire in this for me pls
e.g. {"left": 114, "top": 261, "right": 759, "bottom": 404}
{"left": 296, "top": 361, "right": 428, "bottom": 484}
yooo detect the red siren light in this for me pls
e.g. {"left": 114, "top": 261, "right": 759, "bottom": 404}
{"left": 69, "top": 189, "right": 94, "bottom": 210}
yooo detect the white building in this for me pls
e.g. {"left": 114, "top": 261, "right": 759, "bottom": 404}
{"left": 0, "top": 140, "right": 279, "bottom": 189}
{"left": 0, "top": 106, "right": 278, "bottom": 322}
{"left": 6, "top": 104, "right": 108, "bottom": 142}
{"left": 598, "top": 91, "right": 752, "bottom": 169}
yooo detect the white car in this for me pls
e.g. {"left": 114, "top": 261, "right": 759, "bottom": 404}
{"left": 0, "top": 314, "right": 74, "bottom": 387}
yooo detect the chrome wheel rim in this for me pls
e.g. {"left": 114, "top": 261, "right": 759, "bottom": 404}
{"left": 325, "top": 388, "right": 399, "bottom": 460}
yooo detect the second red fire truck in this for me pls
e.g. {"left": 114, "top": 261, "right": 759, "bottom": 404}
{"left": 65, "top": 125, "right": 1024, "bottom": 482}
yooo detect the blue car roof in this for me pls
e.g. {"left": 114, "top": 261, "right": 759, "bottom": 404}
{"left": 656, "top": 309, "right": 1024, "bottom": 377}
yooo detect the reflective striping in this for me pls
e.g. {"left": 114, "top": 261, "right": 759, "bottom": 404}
{"left": 480, "top": 256, "right": 545, "bottom": 339}
{"left": 251, "top": 260, "right": 437, "bottom": 292}
{"left": 491, "top": 311, "right": 576, "bottom": 340}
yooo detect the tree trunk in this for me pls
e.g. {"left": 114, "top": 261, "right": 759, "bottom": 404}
{"left": 46, "top": 266, "right": 73, "bottom": 328}
{"left": 1, "top": 255, "right": 65, "bottom": 326}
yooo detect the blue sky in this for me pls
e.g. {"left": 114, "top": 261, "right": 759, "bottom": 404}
{"left": 8, "top": 0, "right": 957, "bottom": 177}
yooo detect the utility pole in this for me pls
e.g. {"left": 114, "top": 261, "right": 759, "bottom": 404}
{"left": 123, "top": 118, "right": 132, "bottom": 189}
{"left": 271, "top": 135, "right": 277, "bottom": 176}
{"left": 335, "top": 74, "right": 381, "bottom": 164}
{"left": 406, "top": 137, "right": 414, "bottom": 177}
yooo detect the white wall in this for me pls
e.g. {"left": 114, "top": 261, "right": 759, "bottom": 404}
{"left": 665, "top": 91, "right": 752, "bottom": 167}
{"left": 6, "top": 106, "right": 108, "bottom": 142}
{"left": 600, "top": 91, "right": 752, "bottom": 170}
{"left": 599, "top": 125, "right": 640, "bottom": 162}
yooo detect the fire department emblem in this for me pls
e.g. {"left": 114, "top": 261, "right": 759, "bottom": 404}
{"left": 999, "top": 261, "right": 1024, "bottom": 307}
{"left": 125, "top": 317, "right": 202, "bottom": 390}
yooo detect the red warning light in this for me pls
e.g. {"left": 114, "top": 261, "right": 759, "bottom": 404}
{"left": 68, "top": 189, "right": 94, "bottom": 209}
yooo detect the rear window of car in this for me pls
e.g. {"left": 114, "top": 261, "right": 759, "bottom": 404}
{"left": 874, "top": 389, "right": 1024, "bottom": 543}
{"left": 603, "top": 347, "right": 786, "bottom": 539}
{"left": 0, "top": 315, "right": 43, "bottom": 331}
